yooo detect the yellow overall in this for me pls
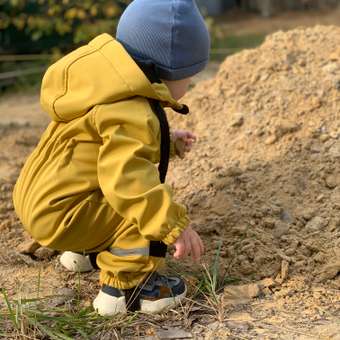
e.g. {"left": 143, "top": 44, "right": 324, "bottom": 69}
{"left": 12, "top": 34, "right": 190, "bottom": 289}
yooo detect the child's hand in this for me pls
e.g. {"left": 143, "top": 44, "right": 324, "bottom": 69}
{"left": 172, "top": 130, "right": 197, "bottom": 159}
{"left": 173, "top": 225, "right": 204, "bottom": 262}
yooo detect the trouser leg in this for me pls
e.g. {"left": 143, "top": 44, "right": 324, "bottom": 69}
{"left": 97, "top": 220, "right": 167, "bottom": 290}
{"left": 27, "top": 188, "right": 168, "bottom": 290}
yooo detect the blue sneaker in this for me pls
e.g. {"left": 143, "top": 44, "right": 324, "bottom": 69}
{"left": 93, "top": 272, "right": 187, "bottom": 316}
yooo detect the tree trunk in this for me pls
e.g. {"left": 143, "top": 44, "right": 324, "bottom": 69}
{"left": 257, "top": 0, "right": 276, "bottom": 17}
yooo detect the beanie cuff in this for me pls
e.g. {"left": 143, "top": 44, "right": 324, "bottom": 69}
{"left": 119, "top": 40, "right": 208, "bottom": 81}
{"left": 155, "top": 60, "right": 208, "bottom": 80}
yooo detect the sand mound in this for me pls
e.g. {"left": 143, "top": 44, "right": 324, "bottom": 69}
{"left": 168, "top": 26, "right": 340, "bottom": 282}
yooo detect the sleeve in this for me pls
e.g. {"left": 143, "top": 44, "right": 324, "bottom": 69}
{"left": 95, "top": 100, "right": 190, "bottom": 245}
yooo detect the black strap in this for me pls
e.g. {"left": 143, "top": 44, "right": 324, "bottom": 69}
{"left": 124, "top": 287, "right": 141, "bottom": 312}
{"left": 134, "top": 59, "right": 171, "bottom": 183}
{"left": 102, "top": 284, "right": 141, "bottom": 312}
{"left": 149, "top": 240, "right": 168, "bottom": 258}
{"left": 134, "top": 59, "right": 183, "bottom": 258}
{"left": 148, "top": 99, "right": 170, "bottom": 184}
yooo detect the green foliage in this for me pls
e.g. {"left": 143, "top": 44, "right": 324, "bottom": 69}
{"left": 0, "top": 0, "right": 132, "bottom": 54}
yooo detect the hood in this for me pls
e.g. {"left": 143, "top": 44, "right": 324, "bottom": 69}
{"left": 40, "top": 33, "right": 186, "bottom": 122}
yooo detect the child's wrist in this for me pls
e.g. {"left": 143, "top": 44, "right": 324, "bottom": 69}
{"left": 162, "top": 215, "right": 190, "bottom": 245}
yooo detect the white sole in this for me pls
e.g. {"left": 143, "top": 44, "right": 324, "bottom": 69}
{"left": 140, "top": 287, "right": 187, "bottom": 314}
{"left": 93, "top": 290, "right": 127, "bottom": 316}
{"left": 93, "top": 287, "right": 187, "bottom": 316}
{"left": 59, "top": 251, "right": 94, "bottom": 272}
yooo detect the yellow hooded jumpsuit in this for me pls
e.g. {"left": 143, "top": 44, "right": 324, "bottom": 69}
{"left": 12, "top": 34, "right": 190, "bottom": 289}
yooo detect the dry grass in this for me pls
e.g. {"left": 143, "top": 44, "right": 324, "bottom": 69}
{"left": 0, "top": 244, "right": 237, "bottom": 339}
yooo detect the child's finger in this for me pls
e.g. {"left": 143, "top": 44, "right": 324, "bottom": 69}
{"left": 193, "top": 231, "right": 204, "bottom": 256}
{"left": 185, "top": 137, "right": 196, "bottom": 145}
{"left": 186, "top": 132, "right": 197, "bottom": 140}
{"left": 199, "top": 236, "right": 205, "bottom": 255}
{"left": 190, "top": 238, "right": 201, "bottom": 262}
{"left": 183, "top": 233, "right": 191, "bottom": 258}
{"left": 194, "top": 231, "right": 204, "bottom": 254}
{"left": 173, "top": 239, "right": 185, "bottom": 259}
{"left": 196, "top": 233, "right": 204, "bottom": 257}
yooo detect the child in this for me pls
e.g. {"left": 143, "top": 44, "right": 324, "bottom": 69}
{"left": 13, "top": 0, "right": 210, "bottom": 316}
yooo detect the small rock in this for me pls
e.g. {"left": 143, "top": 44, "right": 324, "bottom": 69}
{"left": 313, "top": 252, "right": 325, "bottom": 263}
{"left": 311, "top": 324, "right": 340, "bottom": 340}
{"left": 239, "top": 261, "right": 255, "bottom": 275}
{"left": 230, "top": 114, "right": 244, "bottom": 128}
{"left": 259, "top": 277, "right": 276, "bottom": 288}
{"left": 335, "top": 79, "right": 340, "bottom": 90}
{"left": 34, "top": 247, "right": 57, "bottom": 259}
{"left": 260, "top": 73, "right": 270, "bottom": 81}
{"left": 15, "top": 134, "right": 39, "bottom": 147}
{"left": 207, "top": 321, "right": 223, "bottom": 331}
{"left": 317, "top": 261, "right": 340, "bottom": 282}
{"left": 320, "top": 134, "right": 330, "bottom": 143}
{"left": 11, "top": 251, "right": 37, "bottom": 266}
{"left": 273, "top": 221, "right": 289, "bottom": 238}
{"left": 302, "top": 208, "right": 315, "bottom": 221}
{"left": 255, "top": 128, "right": 265, "bottom": 137}
{"left": 224, "top": 283, "right": 261, "bottom": 305}
{"left": 276, "top": 251, "right": 292, "bottom": 263}
{"left": 329, "top": 141, "right": 340, "bottom": 158}
{"left": 322, "top": 62, "right": 339, "bottom": 74}
{"left": 285, "top": 247, "right": 296, "bottom": 256}
{"left": 204, "top": 325, "right": 231, "bottom": 339}
{"left": 330, "top": 131, "right": 339, "bottom": 139}
{"left": 155, "top": 327, "right": 193, "bottom": 339}
{"left": 264, "top": 135, "right": 277, "bottom": 145}
{"left": 280, "top": 210, "right": 294, "bottom": 223}
{"left": 305, "top": 216, "right": 328, "bottom": 231}
{"left": 232, "top": 225, "right": 247, "bottom": 236}
{"left": 275, "top": 260, "right": 289, "bottom": 284}
{"left": 227, "top": 166, "right": 243, "bottom": 177}
{"left": 17, "top": 239, "right": 41, "bottom": 254}
{"left": 310, "top": 143, "right": 322, "bottom": 153}
{"left": 262, "top": 217, "right": 275, "bottom": 229}
{"left": 0, "top": 220, "right": 11, "bottom": 231}
{"left": 49, "top": 288, "right": 76, "bottom": 307}
{"left": 325, "top": 174, "right": 339, "bottom": 189}
{"left": 316, "top": 194, "right": 324, "bottom": 202}
{"left": 225, "top": 320, "right": 251, "bottom": 332}
{"left": 253, "top": 254, "right": 266, "bottom": 266}
{"left": 251, "top": 73, "right": 261, "bottom": 83}
{"left": 330, "top": 49, "right": 340, "bottom": 61}
{"left": 274, "top": 121, "right": 300, "bottom": 138}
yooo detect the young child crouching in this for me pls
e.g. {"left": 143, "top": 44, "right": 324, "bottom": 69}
{"left": 13, "top": 0, "right": 210, "bottom": 316}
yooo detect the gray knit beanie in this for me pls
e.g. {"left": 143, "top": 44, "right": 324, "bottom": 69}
{"left": 116, "top": 0, "right": 210, "bottom": 81}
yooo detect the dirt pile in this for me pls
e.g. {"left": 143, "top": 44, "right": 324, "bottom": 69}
{"left": 168, "top": 26, "right": 340, "bottom": 283}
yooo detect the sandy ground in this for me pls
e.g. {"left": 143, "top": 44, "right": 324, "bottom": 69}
{"left": 0, "top": 88, "right": 339, "bottom": 340}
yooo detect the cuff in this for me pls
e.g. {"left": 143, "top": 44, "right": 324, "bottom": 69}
{"left": 162, "top": 215, "right": 190, "bottom": 246}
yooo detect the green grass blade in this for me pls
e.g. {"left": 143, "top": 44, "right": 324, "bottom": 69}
{"left": 211, "top": 240, "right": 223, "bottom": 293}
{"left": 1, "top": 289, "right": 18, "bottom": 329}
